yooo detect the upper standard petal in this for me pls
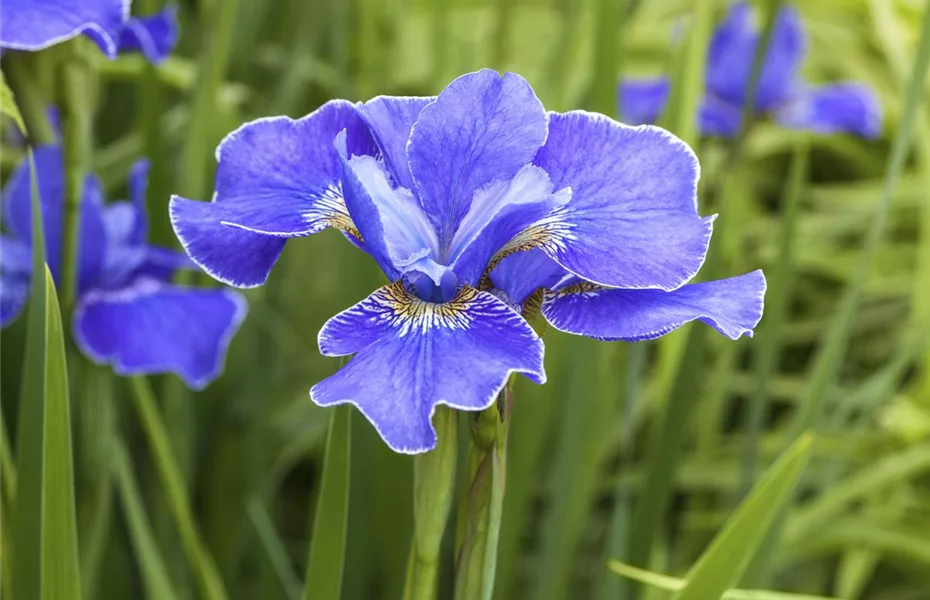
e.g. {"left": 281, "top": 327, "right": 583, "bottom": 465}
{"left": 355, "top": 95, "right": 435, "bottom": 190}
{"left": 407, "top": 69, "right": 548, "bottom": 245}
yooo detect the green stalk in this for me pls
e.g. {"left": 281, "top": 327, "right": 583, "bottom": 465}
{"left": 5, "top": 55, "right": 58, "bottom": 145}
{"left": 741, "top": 138, "right": 809, "bottom": 494}
{"left": 57, "top": 39, "right": 94, "bottom": 317}
{"left": 406, "top": 407, "right": 457, "bottom": 600}
{"left": 454, "top": 390, "right": 511, "bottom": 600}
{"left": 128, "top": 377, "right": 230, "bottom": 600}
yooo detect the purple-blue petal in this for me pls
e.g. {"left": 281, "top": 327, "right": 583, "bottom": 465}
{"left": 340, "top": 153, "right": 440, "bottom": 281}
{"left": 775, "top": 83, "right": 881, "bottom": 139}
{"left": 407, "top": 69, "right": 548, "bottom": 244}
{"left": 1, "top": 235, "right": 32, "bottom": 326}
{"left": 170, "top": 100, "right": 376, "bottom": 287}
{"left": 447, "top": 165, "right": 570, "bottom": 287}
{"left": 116, "top": 6, "right": 179, "bottom": 64}
{"left": 355, "top": 95, "right": 435, "bottom": 190}
{"left": 0, "top": 0, "right": 129, "bottom": 57}
{"left": 541, "top": 270, "right": 766, "bottom": 341}
{"left": 489, "top": 249, "right": 568, "bottom": 306}
{"left": 530, "top": 111, "right": 713, "bottom": 291}
{"left": 169, "top": 195, "right": 287, "bottom": 288}
{"left": 618, "top": 78, "right": 670, "bottom": 126}
{"left": 706, "top": 2, "right": 806, "bottom": 112}
{"left": 1, "top": 146, "right": 107, "bottom": 292}
{"left": 73, "top": 278, "right": 247, "bottom": 389}
{"left": 312, "top": 282, "right": 546, "bottom": 453}
{"left": 136, "top": 246, "right": 195, "bottom": 281}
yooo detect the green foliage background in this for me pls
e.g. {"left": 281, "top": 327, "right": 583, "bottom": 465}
{"left": 2, "top": 0, "right": 930, "bottom": 599}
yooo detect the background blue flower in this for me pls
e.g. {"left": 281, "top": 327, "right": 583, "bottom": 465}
{"left": 618, "top": 2, "right": 881, "bottom": 138}
{"left": 0, "top": 0, "right": 178, "bottom": 63}
{"left": 170, "top": 69, "right": 764, "bottom": 453}
{"left": 1, "top": 146, "right": 246, "bottom": 389}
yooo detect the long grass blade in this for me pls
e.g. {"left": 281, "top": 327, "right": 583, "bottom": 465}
{"left": 670, "top": 434, "right": 814, "bottom": 600}
{"left": 113, "top": 437, "right": 179, "bottom": 600}
{"left": 303, "top": 405, "right": 352, "bottom": 600}
{"left": 13, "top": 151, "right": 82, "bottom": 600}
{"left": 128, "top": 376, "right": 230, "bottom": 600}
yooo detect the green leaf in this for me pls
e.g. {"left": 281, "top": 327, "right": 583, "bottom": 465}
{"left": 13, "top": 151, "right": 82, "bottom": 600}
{"left": 607, "top": 560, "right": 840, "bottom": 600}
{"left": 303, "top": 405, "right": 352, "bottom": 600}
{"left": 113, "top": 438, "right": 179, "bottom": 600}
{"left": 0, "top": 69, "right": 27, "bottom": 134}
{"left": 669, "top": 433, "right": 814, "bottom": 600}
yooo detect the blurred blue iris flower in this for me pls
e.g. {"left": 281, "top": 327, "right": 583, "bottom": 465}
{"left": 1, "top": 146, "right": 246, "bottom": 389}
{"left": 0, "top": 0, "right": 178, "bottom": 63}
{"left": 619, "top": 2, "right": 881, "bottom": 138}
{"left": 171, "top": 69, "right": 765, "bottom": 453}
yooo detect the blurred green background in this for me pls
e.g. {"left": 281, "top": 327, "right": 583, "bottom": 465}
{"left": 2, "top": 0, "right": 930, "bottom": 599}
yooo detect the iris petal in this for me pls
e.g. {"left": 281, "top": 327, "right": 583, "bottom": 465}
{"left": 706, "top": 2, "right": 806, "bottom": 112}
{"left": 775, "top": 83, "right": 881, "bottom": 138}
{"left": 407, "top": 69, "right": 549, "bottom": 244}
{"left": 356, "top": 95, "right": 435, "bottom": 190}
{"left": 340, "top": 153, "right": 440, "bottom": 281}
{"left": 116, "top": 6, "right": 179, "bottom": 64}
{"left": 528, "top": 110, "right": 713, "bottom": 291}
{"left": 1, "top": 236, "right": 32, "bottom": 326}
{"left": 1, "top": 146, "right": 107, "bottom": 292}
{"left": 73, "top": 278, "right": 247, "bottom": 389}
{"left": 541, "top": 270, "right": 766, "bottom": 341}
{"left": 312, "top": 282, "right": 546, "bottom": 453}
{"left": 0, "top": 0, "right": 128, "bottom": 57}
{"left": 170, "top": 100, "right": 376, "bottom": 287}
{"left": 489, "top": 249, "right": 567, "bottom": 306}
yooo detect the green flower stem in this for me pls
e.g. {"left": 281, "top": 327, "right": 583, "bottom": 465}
{"left": 57, "top": 39, "right": 95, "bottom": 316}
{"left": 408, "top": 407, "right": 458, "bottom": 600}
{"left": 454, "top": 390, "right": 511, "bottom": 600}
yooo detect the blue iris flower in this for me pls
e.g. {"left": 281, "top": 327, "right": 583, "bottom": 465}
{"left": 170, "top": 69, "right": 765, "bottom": 453}
{"left": 0, "top": 0, "right": 179, "bottom": 64}
{"left": 619, "top": 2, "right": 881, "bottom": 138}
{"left": 1, "top": 146, "right": 246, "bottom": 389}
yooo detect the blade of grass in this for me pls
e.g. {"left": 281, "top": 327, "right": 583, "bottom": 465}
{"left": 128, "top": 376, "right": 230, "bottom": 600}
{"left": 303, "top": 405, "right": 352, "bottom": 600}
{"left": 113, "top": 437, "right": 179, "bottom": 600}
{"left": 247, "top": 499, "right": 302, "bottom": 600}
{"left": 1, "top": 409, "right": 17, "bottom": 512}
{"left": 669, "top": 434, "right": 813, "bottom": 600}
{"left": 742, "top": 137, "right": 810, "bottom": 493}
{"left": 784, "top": 443, "right": 930, "bottom": 545}
{"left": 13, "top": 151, "right": 82, "bottom": 600}
{"left": 607, "top": 560, "right": 839, "bottom": 600}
